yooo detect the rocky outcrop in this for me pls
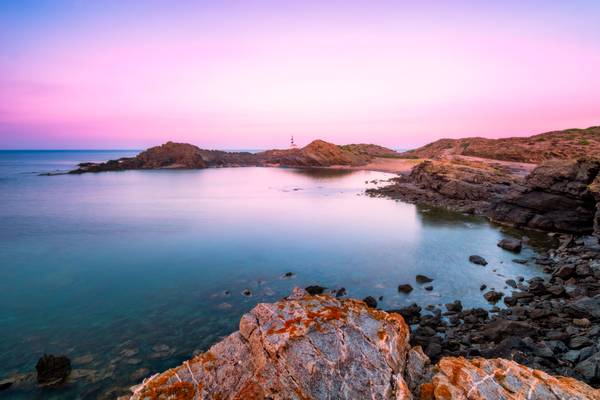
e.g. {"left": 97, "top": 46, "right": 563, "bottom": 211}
{"left": 128, "top": 288, "right": 599, "bottom": 399}
{"left": 68, "top": 140, "right": 398, "bottom": 173}
{"left": 367, "top": 158, "right": 521, "bottom": 214}
{"left": 489, "top": 159, "right": 600, "bottom": 234}
{"left": 130, "top": 288, "right": 412, "bottom": 399}
{"left": 590, "top": 175, "right": 600, "bottom": 237}
{"left": 400, "top": 126, "right": 600, "bottom": 163}
{"left": 420, "top": 357, "right": 600, "bottom": 399}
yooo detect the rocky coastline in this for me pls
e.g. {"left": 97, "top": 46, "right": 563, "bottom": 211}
{"left": 127, "top": 287, "right": 600, "bottom": 399}
{"left": 66, "top": 140, "right": 399, "bottom": 174}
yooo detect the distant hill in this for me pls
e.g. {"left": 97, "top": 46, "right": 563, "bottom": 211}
{"left": 400, "top": 126, "right": 600, "bottom": 163}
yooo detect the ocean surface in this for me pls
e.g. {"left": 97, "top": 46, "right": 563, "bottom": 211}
{"left": 0, "top": 150, "right": 550, "bottom": 398}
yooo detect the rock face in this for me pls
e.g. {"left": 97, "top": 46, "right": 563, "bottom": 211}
{"left": 400, "top": 126, "right": 600, "bottom": 163}
{"left": 130, "top": 288, "right": 412, "bottom": 399}
{"left": 69, "top": 140, "right": 398, "bottom": 173}
{"left": 420, "top": 357, "right": 600, "bottom": 400}
{"left": 489, "top": 159, "right": 600, "bottom": 234}
{"left": 129, "top": 289, "right": 599, "bottom": 399}
{"left": 368, "top": 158, "right": 521, "bottom": 214}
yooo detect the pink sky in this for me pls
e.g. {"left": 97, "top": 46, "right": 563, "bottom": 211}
{"left": 1, "top": 1, "right": 599, "bottom": 149}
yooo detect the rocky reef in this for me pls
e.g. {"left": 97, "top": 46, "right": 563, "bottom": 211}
{"left": 68, "top": 140, "right": 398, "bottom": 174}
{"left": 128, "top": 288, "right": 599, "bottom": 399}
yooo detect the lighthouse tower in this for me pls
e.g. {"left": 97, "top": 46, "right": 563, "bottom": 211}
{"left": 290, "top": 136, "right": 298, "bottom": 149}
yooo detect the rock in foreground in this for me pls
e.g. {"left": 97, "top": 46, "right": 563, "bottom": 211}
{"left": 131, "top": 288, "right": 412, "bottom": 399}
{"left": 421, "top": 357, "right": 599, "bottom": 400}
{"left": 129, "top": 289, "right": 599, "bottom": 399}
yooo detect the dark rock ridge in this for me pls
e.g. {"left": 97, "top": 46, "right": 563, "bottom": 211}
{"left": 488, "top": 159, "right": 600, "bottom": 234}
{"left": 370, "top": 157, "right": 600, "bottom": 236}
{"left": 68, "top": 140, "right": 398, "bottom": 173}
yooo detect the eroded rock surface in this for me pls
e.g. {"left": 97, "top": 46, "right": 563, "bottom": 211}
{"left": 489, "top": 159, "right": 600, "bottom": 234}
{"left": 420, "top": 357, "right": 600, "bottom": 400}
{"left": 129, "top": 289, "right": 599, "bottom": 399}
{"left": 130, "top": 288, "right": 411, "bottom": 399}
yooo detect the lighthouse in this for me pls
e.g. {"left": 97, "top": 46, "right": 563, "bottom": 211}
{"left": 290, "top": 136, "right": 298, "bottom": 149}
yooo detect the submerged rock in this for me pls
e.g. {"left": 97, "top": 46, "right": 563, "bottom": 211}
{"left": 305, "top": 285, "right": 326, "bottom": 295}
{"left": 469, "top": 255, "right": 488, "bottom": 266}
{"left": 35, "top": 354, "right": 71, "bottom": 385}
{"left": 398, "top": 284, "right": 414, "bottom": 293}
{"left": 415, "top": 274, "right": 433, "bottom": 284}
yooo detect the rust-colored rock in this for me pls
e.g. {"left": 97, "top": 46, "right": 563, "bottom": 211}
{"left": 420, "top": 357, "right": 600, "bottom": 400}
{"left": 130, "top": 288, "right": 411, "bottom": 399}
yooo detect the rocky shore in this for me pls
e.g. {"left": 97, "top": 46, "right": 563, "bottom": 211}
{"left": 128, "top": 287, "right": 599, "bottom": 399}
{"left": 67, "top": 140, "right": 399, "bottom": 174}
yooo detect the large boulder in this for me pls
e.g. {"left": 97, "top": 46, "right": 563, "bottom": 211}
{"left": 419, "top": 357, "right": 599, "bottom": 400}
{"left": 130, "top": 288, "right": 412, "bottom": 399}
{"left": 128, "top": 290, "right": 599, "bottom": 399}
{"left": 35, "top": 354, "right": 71, "bottom": 385}
{"left": 489, "top": 159, "right": 600, "bottom": 234}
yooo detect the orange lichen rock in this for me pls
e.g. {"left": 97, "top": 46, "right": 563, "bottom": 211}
{"left": 129, "top": 287, "right": 411, "bottom": 399}
{"left": 420, "top": 357, "right": 600, "bottom": 400}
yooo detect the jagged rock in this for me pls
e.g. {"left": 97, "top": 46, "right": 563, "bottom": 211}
{"left": 362, "top": 296, "right": 377, "bottom": 308}
{"left": 482, "top": 319, "right": 537, "bottom": 342}
{"left": 489, "top": 159, "right": 600, "bottom": 234}
{"left": 444, "top": 300, "right": 462, "bottom": 313}
{"left": 129, "top": 290, "right": 599, "bottom": 399}
{"left": 35, "top": 354, "right": 71, "bottom": 385}
{"left": 305, "top": 285, "right": 326, "bottom": 295}
{"left": 469, "top": 255, "right": 488, "bottom": 266}
{"left": 419, "top": 357, "right": 599, "bottom": 399}
{"left": 497, "top": 238, "right": 522, "bottom": 253}
{"left": 130, "top": 288, "right": 411, "bottom": 399}
{"left": 565, "top": 295, "right": 600, "bottom": 319}
{"left": 575, "top": 352, "right": 600, "bottom": 382}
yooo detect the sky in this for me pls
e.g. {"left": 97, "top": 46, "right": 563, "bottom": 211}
{"left": 1, "top": 1, "right": 599, "bottom": 149}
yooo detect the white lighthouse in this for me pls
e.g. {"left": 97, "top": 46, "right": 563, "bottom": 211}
{"left": 290, "top": 136, "right": 298, "bottom": 149}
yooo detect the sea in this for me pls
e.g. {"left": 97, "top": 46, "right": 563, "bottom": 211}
{"left": 0, "top": 150, "right": 550, "bottom": 398}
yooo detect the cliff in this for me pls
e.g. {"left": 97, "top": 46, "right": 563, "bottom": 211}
{"left": 400, "top": 126, "right": 600, "bottom": 163}
{"left": 128, "top": 288, "right": 599, "bottom": 399}
{"left": 69, "top": 140, "right": 398, "bottom": 173}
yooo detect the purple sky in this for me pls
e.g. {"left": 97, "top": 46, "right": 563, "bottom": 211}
{"left": 1, "top": 1, "right": 599, "bottom": 149}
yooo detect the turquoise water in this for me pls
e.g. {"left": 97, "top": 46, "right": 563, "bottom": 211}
{"left": 0, "top": 151, "right": 547, "bottom": 398}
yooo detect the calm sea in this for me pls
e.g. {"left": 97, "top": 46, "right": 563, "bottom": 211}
{"left": 0, "top": 150, "right": 547, "bottom": 398}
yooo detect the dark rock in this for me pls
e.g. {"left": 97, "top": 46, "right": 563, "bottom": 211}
{"left": 36, "top": 354, "right": 71, "bottom": 385}
{"left": 497, "top": 238, "right": 522, "bottom": 253}
{"left": 480, "top": 284, "right": 487, "bottom": 291}
{"left": 362, "top": 296, "right": 377, "bottom": 308}
{"left": 575, "top": 352, "right": 600, "bottom": 381}
{"left": 241, "top": 288, "right": 252, "bottom": 297}
{"left": 424, "top": 285, "right": 433, "bottom": 291}
{"left": 0, "top": 380, "right": 13, "bottom": 391}
{"left": 283, "top": 272, "right": 294, "bottom": 278}
{"left": 304, "top": 285, "right": 326, "bottom": 295}
{"left": 554, "top": 264, "right": 576, "bottom": 279}
{"left": 389, "top": 303, "right": 422, "bottom": 324}
{"left": 469, "top": 255, "right": 488, "bottom": 266}
{"left": 483, "top": 291, "right": 504, "bottom": 303}
{"left": 503, "top": 296, "right": 517, "bottom": 307}
{"left": 569, "top": 336, "right": 594, "bottom": 350}
{"left": 505, "top": 279, "right": 517, "bottom": 288}
{"left": 424, "top": 342, "right": 442, "bottom": 360}
{"left": 563, "top": 350, "right": 581, "bottom": 363}
{"left": 482, "top": 319, "right": 537, "bottom": 342}
{"left": 335, "top": 287, "right": 346, "bottom": 297}
{"left": 445, "top": 300, "right": 463, "bottom": 313}
{"left": 415, "top": 274, "right": 433, "bottom": 284}
{"left": 398, "top": 284, "right": 414, "bottom": 293}
{"left": 512, "top": 259, "right": 528, "bottom": 264}
{"left": 565, "top": 295, "right": 600, "bottom": 319}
